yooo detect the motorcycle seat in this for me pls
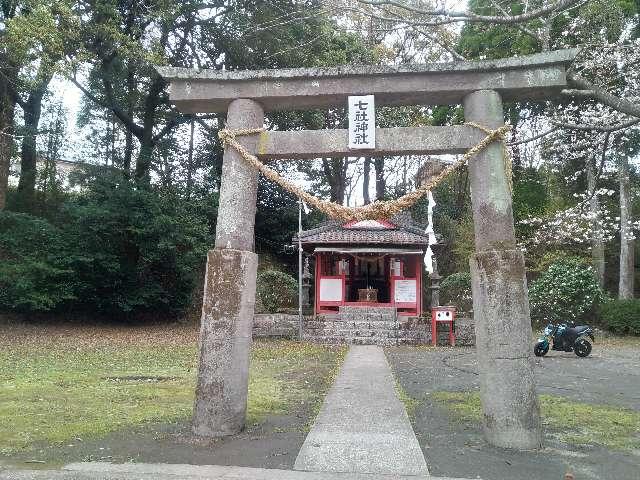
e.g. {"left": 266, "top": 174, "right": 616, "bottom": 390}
{"left": 563, "top": 326, "right": 591, "bottom": 343}
{"left": 569, "top": 325, "right": 590, "bottom": 334}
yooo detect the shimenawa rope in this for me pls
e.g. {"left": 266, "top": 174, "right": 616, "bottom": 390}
{"left": 218, "top": 122, "right": 512, "bottom": 221}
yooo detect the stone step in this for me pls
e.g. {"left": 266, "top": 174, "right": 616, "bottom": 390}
{"left": 304, "top": 335, "right": 401, "bottom": 346}
{"left": 305, "top": 321, "right": 400, "bottom": 330}
{"left": 305, "top": 330, "right": 401, "bottom": 339}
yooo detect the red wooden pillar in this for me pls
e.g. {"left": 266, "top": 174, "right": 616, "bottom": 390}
{"left": 314, "top": 252, "right": 320, "bottom": 315}
{"left": 415, "top": 255, "right": 422, "bottom": 316}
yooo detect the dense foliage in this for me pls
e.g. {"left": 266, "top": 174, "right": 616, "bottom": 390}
{"left": 598, "top": 299, "right": 640, "bottom": 334}
{"left": 440, "top": 272, "right": 473, "bottom": 313}
{"left": 256, "top": 269, "right": 298, "bottom": 314}
{"left": 0, "top": 212, "right": 75, "bottom": 311}
{"left": 529, "top": 258, "right": 608, "bottom": 325}
{"left": 0, "top": 173, "right": 212, "bottom": 316}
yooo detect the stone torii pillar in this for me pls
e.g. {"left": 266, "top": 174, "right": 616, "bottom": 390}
{"left": 192, "top": 98, "right": 264, "bottom": 437}
{"left": 464, "top": 90, "right": 542, "bottom": 449}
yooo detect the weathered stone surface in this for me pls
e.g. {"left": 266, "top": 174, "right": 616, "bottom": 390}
{"left": 156, "top": 49, "right": 577, "bottom": 113}
{"left": 214, "top": 98, "right": 263, "bottom": 251}
{"left": 253, "top": 313, "right": 306, "bottom": 338}
{"left": 470, "top": 249, "right": 542, "bottom": 450}
{"left": 464, "top": 89, "right": 541, "bottom": 450}
{"left": 463, "top": 90, "right": 516, "bottom": 251}
{"left": 300, "top": 312, "right": 475, "bottom": 346}
{"left": 294, "top": 346, "right": 429, "bottom": 475}
{"left": 192, "top": 248, "right": 258, "bottom": 438}
{"left": 257, "top": 126, "right": 485, "bottom": 159}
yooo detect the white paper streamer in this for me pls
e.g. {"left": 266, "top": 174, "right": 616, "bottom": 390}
{"left": 424, "top": 191, "right": 437, "bottom": 273}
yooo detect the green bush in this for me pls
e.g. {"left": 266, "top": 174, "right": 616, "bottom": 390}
{"left": 598, "top": 299, "right": 640, "bottom": 335}
{"left": 440, "top": 272, "right": 472, "bottom": 312}
{"left": 529, "top": 258, "right": 608, "bottom": 325}
{"left": 0, "top": 212, "right": 76, "bottom": 311}
{"left": 0, "top": 175, "right": 212, "bottom": 316}
{"left": 257, "top": 270, "right": 297, "bottom": 313}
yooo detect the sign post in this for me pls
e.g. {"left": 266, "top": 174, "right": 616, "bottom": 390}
{"left": 348, "top": 95, "right": 375, "bottom": 149}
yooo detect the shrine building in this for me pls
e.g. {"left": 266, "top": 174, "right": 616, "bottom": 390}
{"left": 296, "top": 214, "right": 429, "bottom": 317}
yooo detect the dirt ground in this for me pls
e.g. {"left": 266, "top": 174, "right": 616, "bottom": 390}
{"left": 0, "top": 320, "right": 342, "bottom": 472}
{"left": 3, "top": 413, "right": 311, "bottom": 471}
{"left": 386, "top": 343, "right": 640, "bottom": 480}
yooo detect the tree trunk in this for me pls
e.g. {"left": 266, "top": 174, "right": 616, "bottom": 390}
{"left": 587, "top": 157, "right": 605, "bottom": 288}
{"left": 0, "top": 73, "right": 16, "bottom": 211}
{"left": 619, "top": 155, "right": 634, "bottom": 299}
{"left": 16, "top": 79, "right": 50, "bottom": 212}
{"left": 321, "top": 157, "right": 347, "bottom": 204}
{"left": 123, "top": 68, "right": 135, "bottom": 177}
{"left": 134, "top": 74, "right": 165, "bottom": 183}
{"left": 363, "top": 157, "right": 371, "bottom": 204}
{"left": 374, "top": 157, "right": 385, "bottom": 200}
{"left": 186, "top": 117, "right": 195, "bottom": 200}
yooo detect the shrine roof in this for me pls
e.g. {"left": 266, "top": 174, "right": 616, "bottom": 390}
{"left": 294, "top": 213, "right": 430, "bottom": 247}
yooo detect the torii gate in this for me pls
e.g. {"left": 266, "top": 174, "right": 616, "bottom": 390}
{"left": 158, "top": 48, "right": 577, "bottom": 451}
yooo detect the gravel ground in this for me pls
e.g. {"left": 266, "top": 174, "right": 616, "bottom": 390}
{"left": 386, "top": 344, "right": 640, "bottom": 480}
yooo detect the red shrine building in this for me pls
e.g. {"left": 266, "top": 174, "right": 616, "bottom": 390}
{"left": 296, "top": 214, "right": 430, "bottom": 317}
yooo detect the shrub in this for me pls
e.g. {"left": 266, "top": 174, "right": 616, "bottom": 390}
{"left": 440, "top": 272, "right": 472, "bottom": 312}
{"left": 0, "top": 175, "right": 212, "bottom": 316}
{"left": 529, "top": 258, "right": 608, "bottom": 325}
{"left": 256, "top": 270, "right": 297, "bottom": 313}
{"left": 0, "top": 212, "right": 76, "bottom": 311}
{"left": 598, "top": 299, "right": 640, "bottom": 335}
{"left": 60, "top": 177, "right": 211, "bottom": 315}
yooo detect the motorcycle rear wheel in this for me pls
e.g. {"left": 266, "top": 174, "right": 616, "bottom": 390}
{"left": 574, "top": 339, "right": 592, "bottom": 357}
{"left": 534, "top": 342, "right": 549, "bottom": 357}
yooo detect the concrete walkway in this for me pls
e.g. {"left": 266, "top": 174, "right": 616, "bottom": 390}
{"left": 294, "top": 345, "right": 429, "bottom": 476}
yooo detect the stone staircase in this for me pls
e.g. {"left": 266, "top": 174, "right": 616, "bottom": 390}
{"left": 303, "top": 306, "right": 403, "bottom": 346}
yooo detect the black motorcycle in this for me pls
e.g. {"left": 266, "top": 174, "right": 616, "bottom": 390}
{"left": 534, "top": 322, "right": 595, "bottom": 357}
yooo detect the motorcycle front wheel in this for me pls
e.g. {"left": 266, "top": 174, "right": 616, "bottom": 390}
{"left": 574, "top": 339, "right": 592, "bottom": 357}
{"left": 534, "top": 342, "right": 549, "bottom": 357}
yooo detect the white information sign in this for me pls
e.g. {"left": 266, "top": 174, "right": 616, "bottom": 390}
{"left": 348, "top": 95, "right": 375, "bottom": 149}
{"left": 394, "top": 279, "right": 417, "bottom": 304}
{"left": 319, "top": 278, "right": 343, "bottom": 302}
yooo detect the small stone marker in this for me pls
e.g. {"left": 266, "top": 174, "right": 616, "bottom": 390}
{"left": 348, "top": 95, "right": 375, "bottom": 149}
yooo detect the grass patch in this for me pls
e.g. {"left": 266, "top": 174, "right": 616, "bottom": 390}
{"left": 0, "top": 323, "right": 344, "bottom": 454}
{"left": 248, "top": 340, "right": 346, "bottom": 425}
{"left": 394, "top": 381, "right": 420, "bottom": 421}
{"left": 432, "top": 391, "right": 640, "bottom": 450}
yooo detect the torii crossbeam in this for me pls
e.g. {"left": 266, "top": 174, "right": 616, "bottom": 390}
{"left": 157, "top": 48, "right": 577, "bottom": 451}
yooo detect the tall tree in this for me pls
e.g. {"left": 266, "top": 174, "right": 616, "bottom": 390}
{"left": 0, "top": 2, "right": 22, "bottom": 210}
{"left": 1, "top": 1, "right": 77, "bottom": 211}
{"left": 618, "top": 152, "right": 634, "bottom": 297}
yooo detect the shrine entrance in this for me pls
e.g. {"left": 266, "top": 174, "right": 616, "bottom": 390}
{"left": 158, "top": 48, "right": 577, "bottom": 451}
{"left": 297, "top": 217, "right": 427, "bottom": 316}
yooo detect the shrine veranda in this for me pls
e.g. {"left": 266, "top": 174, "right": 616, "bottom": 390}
{"left": 157, "top": 48, "right": 578, "bottom": 451}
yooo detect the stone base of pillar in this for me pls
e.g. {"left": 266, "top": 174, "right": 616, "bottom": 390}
{"left": 192, "top": 248, "right": 258, "bottom": 438}
{"left": 470, "top": 248, "right": 542, "bottom": 450}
